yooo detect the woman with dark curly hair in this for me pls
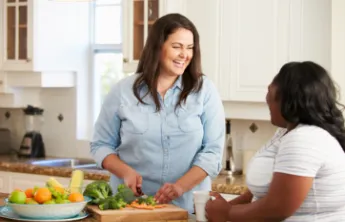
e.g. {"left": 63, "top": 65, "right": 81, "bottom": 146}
{"left": 206, "top": 61, "right": 345, "bottom": 221}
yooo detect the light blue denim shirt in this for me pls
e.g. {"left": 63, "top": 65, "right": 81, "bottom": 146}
{"left": 90, "top": 74, "right": 225, "bottom": 213}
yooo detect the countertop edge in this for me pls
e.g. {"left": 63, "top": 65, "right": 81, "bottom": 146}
{"left": 0, "top": 161, "right": 247, "bottom": 195}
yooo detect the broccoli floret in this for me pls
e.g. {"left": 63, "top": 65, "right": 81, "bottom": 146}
{"left": 83, "top": 181, "right": 113, "bottom": 204}
{"left": 114, "top": 185, "right": 137, "bottom": 204}
{"left": 110, "top": 198, "right": 127, "bottom": 209}
{"left": 138, "top": 196, "right": 156, "bottom": 206}
{"left": 98, "top": 199, "right": 110, "bottom": 210}
{"left": 97, "top": 196, "right": 127, "bottom": 210}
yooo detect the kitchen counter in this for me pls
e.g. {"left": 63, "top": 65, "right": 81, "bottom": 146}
{"left": 0, "top": 193, "right": 197, "bottom": 222}
{"left": 0, "top": 154, "right": 247, "bottom": 195}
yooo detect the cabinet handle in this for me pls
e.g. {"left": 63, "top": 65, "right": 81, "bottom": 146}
{"left": 123, "top": 58, "right": 128, "bottom": 63}
{"left": 26, "top": 58, "right": 31, "bottom": 62}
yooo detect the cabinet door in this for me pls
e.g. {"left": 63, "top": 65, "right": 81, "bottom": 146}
{"left": 219, "top": 0, "right": 331, "bottom": 102}
{"left": 331, "top": 0, "right": 345, "bottom": 105}
{"left": 3, "top": 0, "right": 32, "bottom": 70}
{"left": 122, "top": 0, "right": 164, "bottom": 73}
{"left": 219, "top": 0, "right": 291, "bottom": 102}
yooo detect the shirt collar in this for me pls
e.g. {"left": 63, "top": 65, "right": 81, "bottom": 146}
{"left": 172, "top": 75, "right": 182, "bottom": 90}
{"left": 138, "top": 75, "right": 183, "bottom": 91}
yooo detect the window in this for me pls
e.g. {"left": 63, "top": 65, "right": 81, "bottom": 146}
{"left": 91, "top": 0, "right": 125, "bottom": 122}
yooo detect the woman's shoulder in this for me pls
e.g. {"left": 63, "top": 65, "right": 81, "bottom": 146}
{"left": 283, "top": 124, "right": 339, "bottom": 146}
{"left": 198, "top": 75, "right": 219, "bottom": 95}
{"left": 108, "top": 74, "right": 139, "bottom": 93}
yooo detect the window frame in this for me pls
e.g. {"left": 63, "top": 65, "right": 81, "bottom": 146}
{"left": 89, "top": 0, "right": 123, "bottom": 124}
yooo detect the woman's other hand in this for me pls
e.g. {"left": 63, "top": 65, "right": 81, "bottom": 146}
{"left": 123, "top": 168, "right": 143, "bottom": 196}
{"left": 154, "top": 183, "right": 184, "bottom": 203}
{"left": 205, "top": 192, "right": 231, "bottom": 222}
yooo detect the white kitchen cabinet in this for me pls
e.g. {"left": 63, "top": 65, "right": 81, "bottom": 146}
{"left": 219, "top": 0, "right": 331, "bottom": 103}
{"left": 332, "top": 0, "right": 345, "bottom": 105}
{"left": 184, "top": 0, "right": 331, "bottom": 120}
{"left": 122, "top": 0, "right": 186, "bottom": 73}
{"left": 0, "top": 171, "right": 94, "bottom": 194}
{"left": 0, "top": 0, "right": 88, "bottom": 76}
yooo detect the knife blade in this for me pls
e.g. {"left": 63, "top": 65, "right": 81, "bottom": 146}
{"left": 137, "top": 187, "right": 148, "bottom": 199}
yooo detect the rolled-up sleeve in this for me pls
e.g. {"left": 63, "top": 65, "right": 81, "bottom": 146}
{"left": 90, "top": 85, "right": 122, "bottom": 169}
{"left": 193, "top": 79, "right": 225, "bottom": 179}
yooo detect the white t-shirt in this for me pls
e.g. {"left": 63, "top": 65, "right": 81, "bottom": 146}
{"left": 246, "top": 124, "right": 345, "bottom": 221}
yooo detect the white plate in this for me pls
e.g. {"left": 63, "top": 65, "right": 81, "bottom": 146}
{"left": 0, "top": 206, "right": 89, "bottom": 222}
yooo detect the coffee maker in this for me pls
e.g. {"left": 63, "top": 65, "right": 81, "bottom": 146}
{"left": 18, "top": 105, "right": 45, "bottom": 158}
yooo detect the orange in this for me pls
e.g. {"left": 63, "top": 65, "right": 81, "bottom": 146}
{"left": 34, "top": 187, "right": 52, "bottom": 204}
{"left": 25, "top": 188, "right": 34, "bottom": 198}
{"left": 68, "top": 192, "right": 84, "bottom": 202}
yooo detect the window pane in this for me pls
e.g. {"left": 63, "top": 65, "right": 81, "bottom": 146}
{"left": 95, "top": 5, "right": 121, "bottom": 44}
{"left": 94, "top": 52, "right": 125, "bottom": 104}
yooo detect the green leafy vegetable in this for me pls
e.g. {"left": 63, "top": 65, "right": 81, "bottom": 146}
{"left": 82, "top": 180, "right": 113, "bottom": 204}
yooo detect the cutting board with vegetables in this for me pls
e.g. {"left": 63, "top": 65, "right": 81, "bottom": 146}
{"left": 87, "top": 204, "right": 188, "bottom": 222}
{"left": 83, "top": 182, "right": 188, "bottom": 222}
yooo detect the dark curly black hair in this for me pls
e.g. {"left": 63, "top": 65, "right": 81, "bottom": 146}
{"left": 272, "top": 61, "right": 345, "bottom": 151}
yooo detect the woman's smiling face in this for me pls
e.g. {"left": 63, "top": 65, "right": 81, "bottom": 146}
{"left": 159, "top": 28, "right": 194, "bottom": 77}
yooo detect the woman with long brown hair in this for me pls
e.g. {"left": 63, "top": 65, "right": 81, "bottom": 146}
{"left": 91, "top": 13, "right": 225, "bottom": 213}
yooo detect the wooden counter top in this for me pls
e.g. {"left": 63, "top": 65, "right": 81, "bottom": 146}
{"left": 0, "top": 155, "right": 247, "bottom": 195}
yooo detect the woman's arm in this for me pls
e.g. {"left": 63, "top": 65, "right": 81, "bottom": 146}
{"left": 227, "top": 173, "right": 313, "bottom": 221}
{"left": 226, "top": 129, "right": 324, "bottom": 221}
{"left": 192, "top": 78, "right": 226, "bottom": 180}
{"left": 228, "top": 190, "right": 253, "bottom": 205}
{"left": 90, "top": 85, "right": 122, "bottom": 169}
{"left": 175, "top": 166, "right": 208, "bottom": 193}
{"left": 102, "top": 154, "right": 135, "bottom": 178}
{"left": 90, "top": 84, "right": 138, "bottom": 179}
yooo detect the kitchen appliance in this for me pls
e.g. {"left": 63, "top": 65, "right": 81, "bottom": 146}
{"left": 0, "top": 128, "right": 13, "bottom": 155}
{"left": 17, "top": 105, "right": 45, "bottom": 158}
{"left": 220, "top": 120, "right": 241, "bottom": 175}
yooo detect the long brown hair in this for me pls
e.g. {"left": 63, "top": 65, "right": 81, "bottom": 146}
{"left": 133, "top": 13, "right": 203, "bottom": 111}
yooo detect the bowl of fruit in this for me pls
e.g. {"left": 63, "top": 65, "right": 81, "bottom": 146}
{"left": 4, "top": 170, "right": 91, "bottom": 220}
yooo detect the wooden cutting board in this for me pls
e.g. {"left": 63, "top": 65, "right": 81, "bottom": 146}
{"left": 86, "top": 204, "right": 189, "bottom": 222}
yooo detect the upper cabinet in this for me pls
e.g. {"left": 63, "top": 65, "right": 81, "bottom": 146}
{"left": 218, "top": 0, "right": 331, "bottom": 103}
{"left": 4, "top": 0, "right": 30, "bottom": 68}
{"left": 122, "top": 0, "right": 164, "bottom": 73}
{"left": 332, "top": 0, "right": 345, "bottom": 105}
{"left": 122, "top": 0, "right": 186, "bottom": 73}
{"left": 1, "top": 0, "right": 90, "bottom": 73}
{"left": 184, "top": 0, "right": 331, "bottom": 120}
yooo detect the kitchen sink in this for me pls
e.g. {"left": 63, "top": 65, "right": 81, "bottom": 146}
{"left": 28, "top": 158, "right": 96, "bottom": 168}
{"left": 27, "top": 158, "right": 108, "bottom": 172}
